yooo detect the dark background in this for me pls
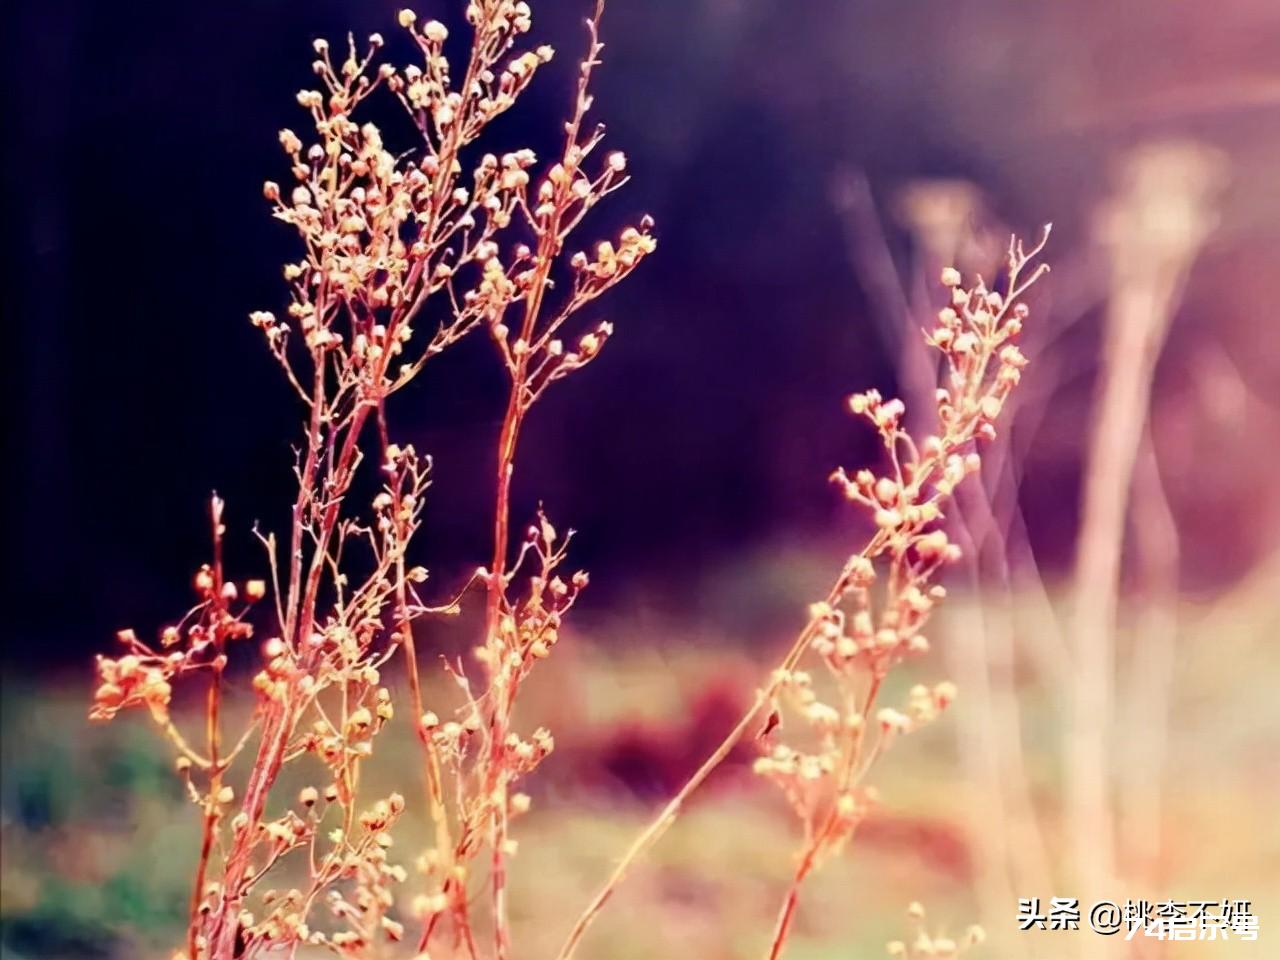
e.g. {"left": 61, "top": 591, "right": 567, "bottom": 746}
{"left": 7, "top": 0, "right": 1280, "bottom": 668}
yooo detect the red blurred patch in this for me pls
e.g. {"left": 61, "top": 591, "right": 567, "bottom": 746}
{"left": 592, "top": 677, "right": 756, "bottom": 800}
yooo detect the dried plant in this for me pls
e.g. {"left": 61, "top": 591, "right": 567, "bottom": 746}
{"left": 756, "top": 235, "right": 1048, "bottom": 958}
{"left": 88, "top": 1, "right": 1050, "bottom": 957}
{"left": 837, "top": 177, "right": 1056, "bottom": 958}
{"left": 557, "top": 230, "right": 1050, "bottom": 960}
{"left": 90, "top": 2, "right": 653, "bottom": 958}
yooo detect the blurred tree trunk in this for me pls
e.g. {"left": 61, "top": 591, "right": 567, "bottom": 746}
{"left": 1119, "top": 431, "right": 1179, "bottom": 895}
{"left": 1068, "top": 142, "right": 1226, "bottom": 935}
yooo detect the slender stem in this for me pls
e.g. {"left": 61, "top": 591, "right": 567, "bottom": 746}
{"left": 188, "top": 497, "right": 228, "bottom": 959}
{"left": 484, "top": 387, "right": 523, "bottom": 960}
{"left": 377, "top": 404, "right": 460, "bottom": 953}
{"left": 552, "top": 564, "right": 866, "bottom": 960}
{"left": 483, "top": 8, "right": 609, "bottom": 952}
{"left": 765, "top": 672, "right": 883, "bottom": 960}
{"left": 765, "top": 828, "right": 829, "bottom": 960}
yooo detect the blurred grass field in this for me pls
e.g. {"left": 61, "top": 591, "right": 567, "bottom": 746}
{"left": 3, "top": 569, "right": 1278, "bottom": 960}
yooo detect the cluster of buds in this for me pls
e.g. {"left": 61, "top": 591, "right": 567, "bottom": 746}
{"left": 92, "top": 650, "right": 176, "bottom": 723}
{"left": 501, "top": 726, "right": 556, "bottom": 778}
{"left": 462, "top": 1, "right": 534, "bottom": 33}
{"left": 515, "top": 318, "right": 619, "bottom": 405}
{"left": 236, "top": 889, "right": 310, "bottom": 952}
{"left": 300, "top": 686, "right": 395, "bottom": 789}
{"left": 754, "top": 669, "right": 879, "bottom": 855}
{"left": 255, "top": 809, "right": 311, "bottom": 856}
{"left": 258, "top": 0, "right": 657, "bottom": 433}
{"left": 329, "top": 794, "right": 411, "bottom": 953}
{"left": 847, "top": 389, "right": 906, "bottom": 434}
{"left": 360, "top": 792, "right": 407, "bottom": 835}
{"left": 874, "top": 681, "right": 958, "bottom": 739}
{"left": 398, "top": 2, "right": 541, "bottom": 134}
{"left": 238, "top": 793, "right": 408, "bottom": 957}
{"left": 479, "top": 512, "right": 589, "bottom": 676}
{"left": 806, "top": 589, "right": 941, "bottom": 678}
{"left": 421, "top": 709, "right": 479, "bottom": 761}
{"left": 374, "top": 443, "right": 432, "bottom": 561}
{"left": 255, "top": 11, "right": 575, "bottom": 412}
{"left": 92, "top": 529, "right": 263, "bottom": 724}
{"left": 928, "top": 261, "right": 1037, "bottom": 446}
{"left": 250, "top": 634, "right": 301, "bottom": 704}
{"left": 886, "top": 902, "right": 986, "bottom": 960}
{"left": 430, "top": 512, "right": 579, "bottom": 860}
{"left": 572, "top": 219, "right": 657, "bottom": 282}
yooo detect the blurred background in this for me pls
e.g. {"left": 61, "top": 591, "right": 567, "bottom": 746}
{"left": 4, "top": 0, "right": 1280, "bottom": 957}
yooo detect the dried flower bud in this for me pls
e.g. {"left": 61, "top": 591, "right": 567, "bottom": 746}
{"left": 877, "top": 708, "right": 910, "bottom": 733}
{"left": 934, "top": 681, "right": 958, "bottom": 709}
{"left": 194, "top": 568, "right": 214, "bottom": 596}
